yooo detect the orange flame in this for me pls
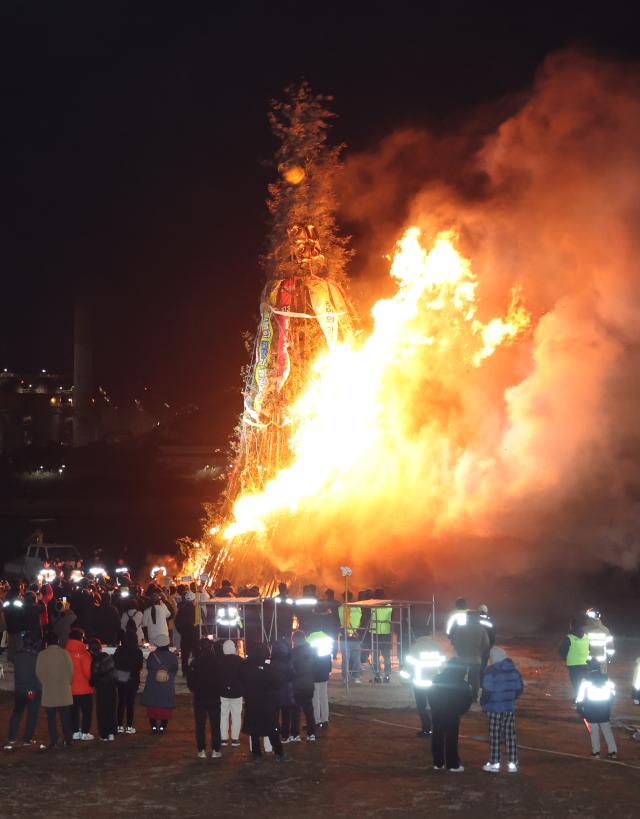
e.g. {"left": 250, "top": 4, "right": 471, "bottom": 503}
{"left": 223, "top": 227, "right": 530, "bottom": 543}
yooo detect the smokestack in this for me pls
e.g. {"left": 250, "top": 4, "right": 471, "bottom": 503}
{"left": 73, "top": 293, "right": 94, "bottom": 447}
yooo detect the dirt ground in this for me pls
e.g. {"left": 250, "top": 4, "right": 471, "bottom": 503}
{"left": 1, "top": 636, "right": 639, "bottom": 818}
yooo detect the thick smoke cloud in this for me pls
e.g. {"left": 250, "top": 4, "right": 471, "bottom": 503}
{"left": 331, "top": 49, "right": 640, "bottom": 604}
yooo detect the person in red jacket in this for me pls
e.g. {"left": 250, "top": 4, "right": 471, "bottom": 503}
{"left": 65, "top": 628, "right": 94, "bottom": 740}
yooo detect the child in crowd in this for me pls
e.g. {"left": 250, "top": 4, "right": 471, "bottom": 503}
{"left": 480, "top": 646, "right": 524, "bottom": 773}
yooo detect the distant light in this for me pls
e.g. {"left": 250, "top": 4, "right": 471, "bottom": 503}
{"left": 41, "top": 369, "right": 46, "bottom": 373}
{"left": 58, "top": 468, "right": 63, "bottom": 475}
{"left": 209, "top": 526, "right": 218, "bottom": 536}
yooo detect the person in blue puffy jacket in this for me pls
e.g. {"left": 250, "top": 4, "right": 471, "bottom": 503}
{"left": 480, "top": 646, "right": 524, "bottom": 773}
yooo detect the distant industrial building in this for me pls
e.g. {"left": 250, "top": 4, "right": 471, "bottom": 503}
{"left": 0, "top": 370, "right": 74, "bottom": 452}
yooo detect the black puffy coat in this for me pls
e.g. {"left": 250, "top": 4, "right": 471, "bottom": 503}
{"left": 428, "top": 664, "right": 473, "bottom": 720}
{"left": 312, "top": 654, "right": 332, "bottom": 684}
{"left": 240, "top": 651, "right": 284, "bottom": 736}
{"left": 291, "top": 642, "right": 315, "bottom": 696}
{"left": 92, "top": 601, "right": 121, "bottom": 646}
{"left": 270, "top": 641, "right": 294, "bottom": 707}
{"left": 90, "top": 651, "right": 117, "bottom": 690}
{"left": 113, "top": 635, "right": 144, "bottom": 687}
{"left": 188, "top": 647, "right": 220, "bottom": 706}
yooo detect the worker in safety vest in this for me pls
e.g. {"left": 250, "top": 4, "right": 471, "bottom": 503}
{"left": 446, "top": 598, "right": 469, "bottom": 638}
{"left": 576, "top": 659, "right": 618, "bottom": 758}
{"left": 370, "top": 588, "right": 393, "bottom": 683}
{"left": 308, "top": 630, "right": 333, "bottom": 728}
{"left": 338, "top": 592, "right": 362, "bottom": 684}
{"left": 216, "top": 602, "right": 242, "bottom": 639}
{"left": 632, "top": 658, "right": 640, "bottom": 706}
{"left": 477, "top": 604, "right": 496, "bottom": 649}
{"left": 559, "top": 617, "right": 590, "bottom": 700}
{"left": 585, "top": 608, "right": 614, "bottom": 667}
{"left": 400, "top": 635, "right": 446, "bottom": 736}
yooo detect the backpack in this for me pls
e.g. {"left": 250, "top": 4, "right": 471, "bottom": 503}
{"left": 152, "top": 653, "right": 170, "bottom": 683}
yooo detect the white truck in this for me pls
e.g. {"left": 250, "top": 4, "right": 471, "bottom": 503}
{"left": 3, "top": 543, "right": 81, "bottom": 581}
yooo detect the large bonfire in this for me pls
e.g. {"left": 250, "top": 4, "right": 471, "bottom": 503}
{"left": 181, "top": 84, "right": 531, "bottom": 590}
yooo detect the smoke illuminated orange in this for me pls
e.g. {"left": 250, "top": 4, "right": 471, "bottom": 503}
{"left": 223, "top": 227, "right": 530, "bottom": 543}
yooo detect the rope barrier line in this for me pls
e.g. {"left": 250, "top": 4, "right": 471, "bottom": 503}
{"left": 332, "top": 712, "right": 640, "bottom": 772}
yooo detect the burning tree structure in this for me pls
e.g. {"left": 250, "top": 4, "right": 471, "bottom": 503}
{"left": 182, "top": 84, "right": 359, "bottom": 586}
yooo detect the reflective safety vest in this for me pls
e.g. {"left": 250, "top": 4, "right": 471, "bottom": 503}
{"left": 446, "top": 610, "right": 468, "bottom": 635}
{"left": 308, "top": 630, "right": 333, "bottom": 657}
{"left": 216, "top": 604, "right": 242, "bottom": 628}
{"left": 566, "top": 633, "right": 590, "bottom": 667}
{"left": 370, "top": 606, "right": 393, "bottom": 635}
{"left": 400, "top": 640, "right": 446, "bottom": 688}
{"left": 338, "top": 605, "right": 362, "bottom": 634}
{"left": 479, "top": 613, "right": 494, "bottom": 632}
{"left": 576, "top": 677, "right": 615, "bottom": 704}
{"left": 587, "top": 622, "right": 614, "bottom": 663}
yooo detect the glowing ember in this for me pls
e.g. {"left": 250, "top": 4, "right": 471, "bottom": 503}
{"left": 223, "top": 227, "right": 530, "bottom": 542}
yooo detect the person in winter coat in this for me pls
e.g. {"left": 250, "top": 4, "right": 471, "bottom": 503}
{"left": 89, "top": 638, "right": 118, "bottom": 740}
{"left": 4, "top": 638, "right": 42, "bottom": 749}
{"left": 218, "top": 639, "right": 245, "bottom": 745}
{"left": 141, "top": 635, "right": 179, "bottom": 734}
{"left": 270, "top": 639, "right": 295, "bottom": 741}
{"left": 120, "top": 602, "right": 144, "bottom": 645}
{"left": 576, "top": 659, "right": 618, "bottom": 759}
{"left": 188, "top": 637, "right": 222, "bottom": 758}
{"left": 290, "top": 630, "right": 317, "bottom": 741}
{"left": 480, "top": 646, "right": 524, "bottom": 773}
{"left": 428, "top": 659, "right": 473, "bottom": 772}
{"left": 66, "top": 628, "right": 94, "bottom": 740}
{"left": 52, "top": 600, "right": 77, "bottom": 648}
{"left": 175, "top": 591, "right": 198, "bottom": 677}
{"left": 35, "top": 632, "right": 74, "bottom": 748}
{"left": 113, "top": 626, "right": 143, "bottom": 733}
{"left": 240, "top": 642, "right": 286, "bottom": 761}
{"left": 142, "top": 594, "right": 172, "bottom": 648}
{"left": 449, "top": 610, "right": 490, "bottom": 703}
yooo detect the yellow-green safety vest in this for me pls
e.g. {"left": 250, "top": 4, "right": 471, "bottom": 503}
{"left": 566, "top": 633, "right": 590, "bottom": 667}
{"left": 371, "top": 606, "right": 393, "bottom": 635}
{"left": 338, "top": 604, "right": 362, "bottom": 632}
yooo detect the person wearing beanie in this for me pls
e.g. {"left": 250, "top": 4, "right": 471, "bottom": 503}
{"left": 141, "top": 636, "right": 179, "bottom": 734}
{"left": 481, "top": 646, "right": 524, "bottom": 773}
{"left": 218, "top": 639, "right": 244, "bottom": 746}
{"left": 290, "top": 630, "right": 317, "bottom": 741}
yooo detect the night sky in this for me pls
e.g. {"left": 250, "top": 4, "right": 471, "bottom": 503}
{"left": 3, "top": 1, "right": 639, "bottom": 437}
